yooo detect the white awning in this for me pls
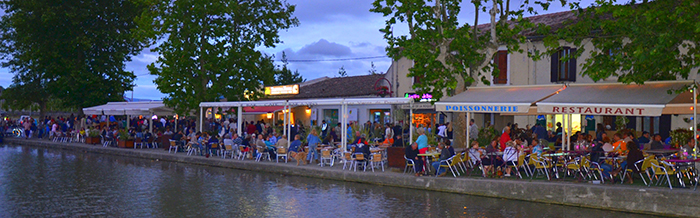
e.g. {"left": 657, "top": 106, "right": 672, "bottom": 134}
{"left": 435, "top": 85, "right": 565, "bottom": 114}
{"left": 82, "top": 101, "right": 173, "bottom": 116}
{"left": 537, "top": 81, "right": 692, "bottom": 116}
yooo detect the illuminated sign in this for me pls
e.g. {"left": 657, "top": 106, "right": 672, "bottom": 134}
{"left": 404, "top": 93, "right": 434, "bottom": 102}
{"left": 264, "top": 84, "right": 299, "bottom": 95}
{"left": 435, "top": 103, "right": 531, "bottom": 113}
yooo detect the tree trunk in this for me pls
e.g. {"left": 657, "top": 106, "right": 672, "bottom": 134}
{"left": 452, "top": 88, "right": 467, "bottom": 149}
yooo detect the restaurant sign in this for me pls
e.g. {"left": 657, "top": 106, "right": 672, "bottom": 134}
{"left": 265, "top": 84, "right": 299, "bottom": 95}
{"left": 435, "top": 103, "right": 531, "bottom": 113}
{"left": 537, "top": 104, "right": 664, "bottom": 116}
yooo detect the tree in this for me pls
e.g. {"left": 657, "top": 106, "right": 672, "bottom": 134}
{"left": 0, "top": 0, "right": 152, "bottom": 112}
{"left": 273, "top": 51, "right": 305, "bottom": 85}
{"left": 547, "top": 0, "right": 700, "bottom": 85}
{"left": 148, "top": 0, "right": 299, "bottom": 115}
{"left": 368, "top": 61, "right": 379, "bottom": 75}
{"left": 337, "top": 66, "right": 348, "bottom": 77}
{"left": 371, "top": 0, "right": 553, "bottom": 148}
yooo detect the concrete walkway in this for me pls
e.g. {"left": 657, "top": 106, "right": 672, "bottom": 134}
{"left": 5, "top": 137, "right": 699, "bottom": 217}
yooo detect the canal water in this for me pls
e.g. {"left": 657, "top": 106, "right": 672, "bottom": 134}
{"left": 0, "top": 144, "right": 656, "bottom": 217}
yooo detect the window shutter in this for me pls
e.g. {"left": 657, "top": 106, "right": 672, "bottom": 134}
{"left": 568, "top": 48, "right": 577, "bottom": 82}
{"left": 495, "top": 51, "right": 508, "bottom": 84}
{"left": 550, "top": 50, "right": 559, "bottom": 83}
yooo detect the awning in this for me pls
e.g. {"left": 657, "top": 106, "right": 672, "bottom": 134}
{"left": 435, "top": 85, "right": 565, "bottom": 114}
{"left": 82, "top": 101, "right": 173, "bottom": 116}
{"left": 241, "top": 106, "right": 284, "bottom": 114}
{"left": 537, "top": 81, "right": 693, "bottom": 116}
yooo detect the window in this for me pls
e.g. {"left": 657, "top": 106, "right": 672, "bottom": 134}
{"left": 550, "top": 47, "right": 577, "bottom": 83}
{"left": 413, "top": 75, "right": 424, "bottom": 86}
{"left": 493, "top": 50, "right": 508, "bottom": 84}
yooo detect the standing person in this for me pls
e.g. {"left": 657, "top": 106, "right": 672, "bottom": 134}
{"left": 469, "top": 119, "right": 478, "bottom": 140}
{"left": 321, "top": 120, "right": 328, "bottom": 138}
{"left": 437, "top": 123, "right": 447, "bottom": 139}
{"left": 405, "top": 142, "right": 423, "bottom": 176}
{"left": 306, "top": 129, "right": 321, "bottom": 164}
{"left": 415, "top": 128, "right": 429, "bottom": 154}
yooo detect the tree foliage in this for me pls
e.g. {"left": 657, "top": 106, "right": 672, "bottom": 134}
{"left": 371, "top": 0, "right": 555, "bottom": 147}
{"left": 0, "top": 0, "right": 152, "bottom": 112}
{"left": 371, "top": 0, "right": 554, "bottom": 100}
{"left": 548, "top": 0, "right": 700, "bottom": 84}
{"left": 147, "top": 0, "right": 299, "bottom": 115}
{"left": 273, "top": 51, "right": 305, "bottom": 85}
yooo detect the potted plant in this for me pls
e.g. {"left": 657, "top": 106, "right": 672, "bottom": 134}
{"left": 669, "top": 128, "right": 692, "bottom": 149}
{"left": 86, "top": 129, "right": 101, "bottom": 144}
{"left": 117, "top": 129, "right": 134, "bottom": 148}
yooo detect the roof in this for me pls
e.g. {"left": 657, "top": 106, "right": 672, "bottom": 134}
{"left": 82, "top": 101, "right": 173, "bottom": 116}
{"left": 473, "top": 10, "right": 579, "bottom": 38}
{"left": 269, "top": 74, "right": 386, "bottom": 99}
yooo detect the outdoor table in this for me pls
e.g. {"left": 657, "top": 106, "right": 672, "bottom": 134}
{"left": 664, "top": 159, "right": 700, "bottom": 187}
{"left": 645, "top": 149, "right": 680, "bottom": 157}
{"left": 418, "top": 152, "right": 441, "bottom": 173}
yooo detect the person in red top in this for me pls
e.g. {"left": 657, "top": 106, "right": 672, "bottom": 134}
{"left": 500, "top": 127, "right": 511, "bottom": 151}
{"left": 246, "top": 121, "right": 256, "bottom": 135}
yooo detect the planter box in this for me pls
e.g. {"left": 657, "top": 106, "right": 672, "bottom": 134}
{"left": 387, "top": 146, "right": 406, "bottom": 168}
{"left": 85, "top": 137, "right": 101, "bottom": 145}
{"left": 117, "top": 140, "right": 134, "bottom": 148}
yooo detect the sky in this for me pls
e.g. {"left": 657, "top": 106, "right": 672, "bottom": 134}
{"left": 0, "top": 0, "right": 592, "bottom": 100}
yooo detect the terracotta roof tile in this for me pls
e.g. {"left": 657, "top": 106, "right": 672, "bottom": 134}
{"left": 268, "top": 74, "right": 386, "bottom": 99}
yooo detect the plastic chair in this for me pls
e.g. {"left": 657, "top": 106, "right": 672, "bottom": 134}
{"left": 404, "top": 155, "right": 416, "bottom": 173}
{"left": 353, "top": 153, "right": 367, "bottom": 172}
{"left": 621, "top": 158, "right": 646, "bottom": 184}
{"left": 320, "top": 149, "right": 333, "bottom": 167}
{"left": 649, "top": 159, "right": 675, "bottom": 189}
{"left": 369, "top": 153, "right": 384, "bottom": 172}
{"left": 133, "top": 138, "right": 143, "bottom": 149}
{"left": 437, "top": 155, "right": 459, "bottom": 177}
{"left": 186, "top": 143, "right": 200, "bottom": 156}
{"left": 209, "top": 143, "right": 219, "bottom": 156}
{"left": 517, "top": 153, "right": 531, "bottom": 178}
{"left": 237, "top": 146, "right": 249, "bottom": 160}
{"left": 343, "top": 152, "right": 355, "bottom": 170}
{"left": 530, "top": 155, "right": 552, "bottom": 180}
{"left": 277, "top": 147, "right": 288, "bottom": 163}
{"left": 222, "top": 144, "right": 234, "bottom": 159}
{"left": 168, "top": 140, "right": 178, "bottom": 153}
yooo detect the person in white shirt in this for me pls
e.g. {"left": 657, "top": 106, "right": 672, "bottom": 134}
{"left": 384, "top": 123, "right": 394, "bottom": 141}
{"left": 502, "top": 141, "right": 519, "bottom": 177}
{"left": 437, "top": 123, "right": 447, "bottom": 138}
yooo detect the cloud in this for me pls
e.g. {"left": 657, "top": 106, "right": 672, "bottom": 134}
{"left": 297, "top": 39, "right": 352, "bottom": 57}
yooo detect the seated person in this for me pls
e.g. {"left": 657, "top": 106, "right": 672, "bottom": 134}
{"left": 649, "top": 134, "right": 664, "bottom": 150}
{"left": 468, "top": 141, "right": 484, "bottom": 166}
{"left": 502, "top": 141, "right": 519, "bottom": 177}
{"left": 432, "top": 142, "right": 455, "bottom": 177}
{"left": 392, "top": 134, "right": 404, "bottom": 147}
{"left": 405, "top": 142, "right": 423, "bottom": 176}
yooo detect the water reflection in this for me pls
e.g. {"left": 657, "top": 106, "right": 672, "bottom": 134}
{"left": 0, "top": 144, "right": 657, "bottom": 217}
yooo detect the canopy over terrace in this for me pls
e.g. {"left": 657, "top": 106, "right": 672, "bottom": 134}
{"left": 536, "top": 81, "right": 694, "bottom": 117}
{"left": 199, "top": 97, "right": 414, "bottom": 150}
{"left": 434, "top": 85, "right": 565, "bottom": 147}
{"left": 82, "top": 101, "right": 174, "bottom": 132}
{"left": 536, "top": 80, "right": 698, "bottom": 153}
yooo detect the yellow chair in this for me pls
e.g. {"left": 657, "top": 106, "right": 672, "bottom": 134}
{"left": 648, "top": 159, "right": 676, "bottom": 189}
{"left": 403, "top": 155, "right": 416, "bottom": 173}
{"left": 437, "top": 155, "right": 460, "bottom": 177}
{"left": 530, "top": 155, "right": 552, "bottom": 180}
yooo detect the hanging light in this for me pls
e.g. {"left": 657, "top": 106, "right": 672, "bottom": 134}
{"left": 266, "top": 113, "right": 273, "bottom": 119}
{"left": 305, "top": 108, "right": 311, "bottom": 114}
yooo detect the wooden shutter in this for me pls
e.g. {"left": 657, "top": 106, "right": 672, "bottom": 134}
{"left": 568, "top": 48, "right": 577, "bottom": 82}
{"left": 494, "top": 51, "right": 508, "bottom": 84}
{"left": 550, "top": 50, "right": 559, "bottom": 83}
